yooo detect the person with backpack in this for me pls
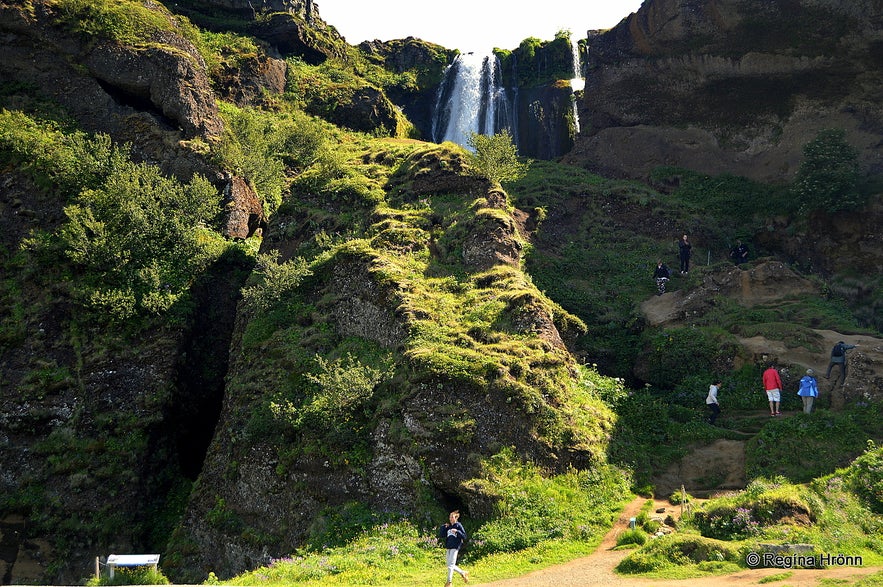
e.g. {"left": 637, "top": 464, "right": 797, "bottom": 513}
{"left": 438, "top": 510, "right": 469, "bottom": 586}
{"left": 826, "top": 341, "right": 857, "bottom": 385}
{"left": 797, "top": 368, "right": 819, "bottom": 414}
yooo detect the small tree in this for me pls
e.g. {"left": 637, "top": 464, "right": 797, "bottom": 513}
{"left": 466, "top": 130, "right": 531, "bottom": 186}
{"left": 791, "top": 128, "right": 862, "bottom": 213}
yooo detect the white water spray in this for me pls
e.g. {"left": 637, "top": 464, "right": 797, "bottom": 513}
{"left": 432, "top": 53, "right": 514, "bottom": 149}
{"left": 569, "top": 37, "right": 583, "bottom": 134}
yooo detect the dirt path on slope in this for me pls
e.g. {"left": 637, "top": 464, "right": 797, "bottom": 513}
{"left": 474, "top": 496, "right": 880, "bottom": 587}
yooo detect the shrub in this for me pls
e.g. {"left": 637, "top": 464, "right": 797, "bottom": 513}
{"left": 616, "top": 534, "right": 741, "bottom": 574}
{"left": 59, "top": 161, "right": 219, "bottom": 322}
{"left": 616, "top": 527, "right": 648, "bottom": 547}
{"left": 466, "top": 130, "right": 530, "bottom": 185}
{"left": 791, "top": 128, "right": 863, "bottom": 213}
{"left": 843, "top": 441, "right": 883, "bottom": 514}
{"left": 87, "top": 565, "right": 170, "bottom": 586}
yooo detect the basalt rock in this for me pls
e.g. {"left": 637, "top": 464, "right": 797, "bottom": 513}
{"left": 215, "top": 54, "right": 288, "bottom": 108}
{"left": 221, "top": 174, "right": 267, "bottom": 239}
{"left": 0, "top": 1, "right": 222, "bottom": 182}
{"left": 573, "top": 0, "right": 883, "bottom": 182}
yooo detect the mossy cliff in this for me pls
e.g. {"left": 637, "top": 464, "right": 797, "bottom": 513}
{"left": 167, "top": 143, "right": 615, "bottom": 580}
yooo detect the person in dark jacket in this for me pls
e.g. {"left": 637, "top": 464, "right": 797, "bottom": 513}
{"left": 826, "top": 341, "right": 857, "bottom": 385}
{"left": 730, "top": 240, "right": 749, "bottom": 265}
{"left": 678, "top": 234, "right": 692, "bottom": 274}
{"left": 439, "top": 510, "right": 469, "bottom": 586}
{"left": 654, "top": 260, "right": 671, "bottom": 295}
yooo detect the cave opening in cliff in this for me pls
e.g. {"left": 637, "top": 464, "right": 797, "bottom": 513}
{"left": 171, "top": 246, "right": 255, "bottom": 479}
{"left": 95, "top": 79, "right": 179, "bottom": 132}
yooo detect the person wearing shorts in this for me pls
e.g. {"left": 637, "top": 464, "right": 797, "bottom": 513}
{"left": 762, "top": 364, "right": 783, "bottom": 416}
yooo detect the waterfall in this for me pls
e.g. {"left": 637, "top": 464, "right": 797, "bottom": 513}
{"left": 569, "top": 38, "right": 583, "bottom": 135}
{"left": 432, "top": 53, "right": 515, "bottom": 149}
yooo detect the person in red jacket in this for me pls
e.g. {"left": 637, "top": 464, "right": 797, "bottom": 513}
{"left": 762, "top": 364, "right": 784, "bottom": 416}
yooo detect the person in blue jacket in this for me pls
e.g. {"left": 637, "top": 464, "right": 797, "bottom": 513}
{"left": 797, "top": 368, "right": 819, "bottom": 414}
{"left": 439, "top": 510, "right": 469, "bottom": 586}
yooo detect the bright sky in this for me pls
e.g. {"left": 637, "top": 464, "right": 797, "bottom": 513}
{"left": 318, "top": 0, "right": 646, "bottom": 53}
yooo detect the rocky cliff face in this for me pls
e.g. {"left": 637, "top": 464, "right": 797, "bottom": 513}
{"left": 0, "top": 1, "right": 223, "bottom": 183}
{"left": 572, "top": 0, "right": 883, "bottom": 183}
{"left": 167, "top": 147, "right": 609, "bottom": 581}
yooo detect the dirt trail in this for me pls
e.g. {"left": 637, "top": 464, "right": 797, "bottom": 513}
{"left": 474, "top": 496, "right": 881, "bottom": 587}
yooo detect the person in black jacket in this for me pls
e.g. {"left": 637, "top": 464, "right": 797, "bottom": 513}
{"left": 678, "top": 234, "right": 692, "bottom": 274}
{"left": 730, "top": 240, "right": 749, "bottom": 265}
{"left": 439, "top": 510, "right": 469, "bottom": 586}
{"left": 654, "top": 260, "right": 671, "bottom": 295}
{"left": 826, "top": 340, "right": 857, "bottom": 385}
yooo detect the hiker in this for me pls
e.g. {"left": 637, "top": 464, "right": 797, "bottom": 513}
{"left": 706, "top": 380, "right": 722, "bottom": 425}
{"left": 678, "top": 234, "right": 692, "bottom": 274}
{"left": 730, "top": 239, "right": 749, "bottom": 265}
{"left": 825, "top": 340, "right": 857, "bottom": 385}
{"left": 439, "top": 510, "right": 469, "bottom": 586}
{"left": 654, "top": 260, "right": 671, "bottom": 295}
{"left": 797, "top": 368, "right": 819, "bottom": 414}
{"left": 762, "top": 364, "right": 783, "bottom": 416}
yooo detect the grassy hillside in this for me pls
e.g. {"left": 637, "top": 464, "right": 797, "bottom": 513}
{"left": 1, "top": 1, "right": 882, "bottom": 585}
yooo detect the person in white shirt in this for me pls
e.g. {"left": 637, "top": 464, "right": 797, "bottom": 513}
{"left": 706, "top": 380, "right": 721, "bottom": 425}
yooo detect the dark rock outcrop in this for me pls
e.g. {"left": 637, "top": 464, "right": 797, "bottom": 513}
{"left": 84, "top": 42, "right": 223, "bottom": 140}
{"left": 0, "top": 1, "right": 222, "bottom": 182}
{"left": 572, "top": 0, "right": 883, "bottom": 182}
{"left": 221, "top": 175, "right": 267, "bottom": 239}
{"left": 216, "top": 54, "right": 288, "bottom": 107}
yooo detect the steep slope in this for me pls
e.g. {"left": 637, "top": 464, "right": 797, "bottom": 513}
{"left": 168, "top": 143, "right": 616, "bottom": 580}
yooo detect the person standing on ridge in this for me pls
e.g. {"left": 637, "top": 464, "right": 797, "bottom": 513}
{"left": 797, "top": 368, "right": 819, "bottom": 414}
{"left": 730, "top": 239, "right": 749, "bottom": 265}
{"left": 439, "top": 510, "right": 469, "bottom": 587}
{"left": 678, "top": 234, "right": 692, "bottom": 274}
{"left": 826, "top": 340, "right": 857, "bottom": 386}
{"left": 706, "top": 380, "right": 722, "bottom": 425}
{"left": 762, "top": 363, "right": 783, "bottom": 416}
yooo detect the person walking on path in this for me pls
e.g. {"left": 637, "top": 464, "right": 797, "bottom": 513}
{"left": 762, "top": 364, "right": 783, "bottom": 416}
{"left": 678, "top": 234, "right": 692, "bottom": 274}
{"left": 825, "top": 340, "right": 857, "bottom": 386}
{"left": 797, "top": 368, "right": 819, "bottom": 414}
{"left": 706, "top": 380, "right": 721, "bottom": 425}
{"left": 439, "top": 510, "right": 469, "bottom": 587}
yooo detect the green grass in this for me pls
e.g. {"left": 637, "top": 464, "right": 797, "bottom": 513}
{"left": 617, "top": 447, "right": 883, "bottom": 579}
{"left": 220, "top": 457, "right": 633, "bottom": 586}
{"left": 758, "top": 571, "right": 793, "bottom": 583}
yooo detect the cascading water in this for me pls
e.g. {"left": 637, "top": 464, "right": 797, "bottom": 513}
{"left": 569, "top": 37, "right": 584, "bottom": 135}
{"left": 432, "top": 52, "right": 515, "bottom": 149}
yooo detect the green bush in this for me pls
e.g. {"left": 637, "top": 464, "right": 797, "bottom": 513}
{"left": 616, "top": 534, "right": 741, "bottom": 574}
{"left": 87, "top": 565, "right": 170, "bottom": 586}
{"left": 638, "top": 327, "right": 736, "bottom": 389}
{"left": 466, "top": 130, "right": 530, "bottom": 185}
{"left": 843, "top": 442, "right": 883, "bottom": 514}
{"left": 59, "top": 161, "right": 219, "bottom": 322}
{"left": 468, "top": 450, "right": 631, "bottom": 556}
{"left": 616, "top": 527, "right": 648, "bottom": 547}
{"left": 791, "top": 128, "right": 863, "bottom": 213}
